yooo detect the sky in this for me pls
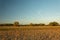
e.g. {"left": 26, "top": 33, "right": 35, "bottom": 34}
{"left": 0, "top": 0, "right": 60, "bottom": 24}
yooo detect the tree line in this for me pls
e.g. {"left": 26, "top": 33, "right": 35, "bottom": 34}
{"left": 0, "top": 21, "right": 60, "bottom": 26}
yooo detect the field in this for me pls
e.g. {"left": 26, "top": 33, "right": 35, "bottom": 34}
{"left": 0, "top": 26, "right": 60, "bottom": 40}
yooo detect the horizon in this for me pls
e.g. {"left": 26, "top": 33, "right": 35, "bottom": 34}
{"left": 0, "top": 0, "right": 60, "bottom": 24}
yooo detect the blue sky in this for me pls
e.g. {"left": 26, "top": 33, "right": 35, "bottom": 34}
{"left": 0, "top": 0, "right": 60, "bottom": 24}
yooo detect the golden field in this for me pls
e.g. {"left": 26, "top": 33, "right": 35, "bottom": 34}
{"left": 0, "top": 26, "right": 60, "bottom": 40}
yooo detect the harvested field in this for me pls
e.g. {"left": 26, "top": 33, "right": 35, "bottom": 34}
{"left": 0, "top": 26, "right": 60, "bottom": 40}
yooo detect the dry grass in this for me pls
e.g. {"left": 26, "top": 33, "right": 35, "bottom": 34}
{"left": 0, "top": 26, "right": 60, "bottom": 40}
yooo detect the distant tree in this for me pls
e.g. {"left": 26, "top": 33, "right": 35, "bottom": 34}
{"left": 14, "top": 21, "right": 19, "bottom": 26}
{"left": 0, "top": 24, "right": 13, "bottom": 26}
{"left": 39, "top": 23, "right": 45, "bottom": 26}
{"left": 48, "top": 22, "right": 59, "bottom": 26}
{"left": 30, "top": 23, "right": 33, "bottom": 26}
{"left": 29, "top": 23, "right": 45, "bottom": 26}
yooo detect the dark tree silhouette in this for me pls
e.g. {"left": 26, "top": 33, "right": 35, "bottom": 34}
{"left": 30, "top": 23, "right": 33, "bottom": 26}
{"left": 39, "top": 23, "right": 45, "bottom": 26}
{"left": 14, "top": 21, "right": 19, "bottom": 26}
{"left": 48, "top": 22, "right": 59, "bottom": 26}
{"left": 29, "top": 23, "right": 45, "bottom": 26}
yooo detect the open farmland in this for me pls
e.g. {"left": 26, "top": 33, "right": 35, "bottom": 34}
{"left": 0, "top": 26, "right": 60, "bottom": 40}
